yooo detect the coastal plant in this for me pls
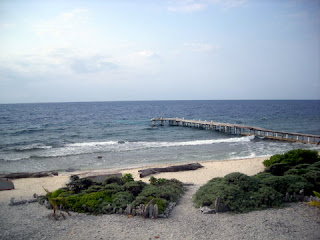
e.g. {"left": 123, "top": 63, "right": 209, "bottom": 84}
{"left": 193, "top": 149, "right": 320, "bottom": 214}
{"left": 192, "top": 173, "right": 282, "bottom": 213}
{"left": 103, "top": 176, "right": 123, "bottom": 185}
{"left": 263, "top": 149, "right": 319, "bottom": 168}
{"left": 67, "top": 177, "right": 94, "bottom": 193}
{"left": 39, "top": 175, "right": 184, "bottom": 217}
{"left": 112, "top": 191, "right": 135, "bottom": 209}
{"left": 124, "top": 181, "right": 147, "bottom": 196}
{"left": 63, "top": 191, "right": 113, "bottom": 213}
{"left": 139, "top": 179, "right": 184, "bottom": 202}
{"left": 258, "top": 174, "right": 313, "bottom": 197}
{"left": 121, "top": 173, "right": 134, "bottom": 183}
{"left": 43, "top": 188, "right": 70, "bottom": 220}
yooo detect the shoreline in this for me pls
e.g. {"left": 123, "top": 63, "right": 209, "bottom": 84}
{"left": 0, "top": 156, "right": 269, "bottom": 203}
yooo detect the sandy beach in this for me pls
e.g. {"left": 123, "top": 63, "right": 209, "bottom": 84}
{"left": 0, "top": 157, "right": 267, "bottom": 203}
{"left": 1, "top": 156, "right": 319, "bottom": 240}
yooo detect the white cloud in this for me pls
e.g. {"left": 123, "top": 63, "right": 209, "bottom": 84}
{"left": 136, "top": 50, "right": 158, "bottom": 58}
{"left": 168, "top": 3, "right": 206, "bottom": 12}
{"left": 33, "top": 8, "right": 91, "bottom": 42}
{"left": 167, "top": 0, "right": 248, "bottom": 13}
{"left": 0, "top": 23, "right": 14, "bottom": 29}
{"left": 0, "top": 47, "right": 119, "bottom": 79}
{"left": 184, "top": 43, "right": 221, "bottom": 52}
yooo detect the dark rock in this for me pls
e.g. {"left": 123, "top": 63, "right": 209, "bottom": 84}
{"left": 284, "top": 192, "right": 290, "bottom": 202}
{"left": 0, "top": 178, "right": 14, "bottom": 191}
{"left": 97, "top": 156, "right": 102, "bottom": 159}
{"left": 9, "top": 197, "right": 38, "bottom": 206}
{"left": 215, "top": 197, "right": 227, "bottom": 212}
{"left": 132, "top": 209, "right": 136, "bottom": 216}
{"left": 303, "top": 196, "right": 310, "bottom": 202}
{"left": 148, "top": 204, "right": 154, "bottom": 218}
{"left": 138, "top": 163, "right": 203, "bottom": 178}
{"left": 159, "top": 202, "right": 176, "bottom": 218}
{"left": 153, "top": 204, "right": 159, "bottom": 218}
{"left": 125, "top": 204, "right": 132, "bottom": 215}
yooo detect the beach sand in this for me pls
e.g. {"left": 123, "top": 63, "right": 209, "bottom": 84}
{"left": 0, "top": 157, "right": 267, "bottom": 203}
{"left": 1, "top": 156, "right": 320, "bottom": 240}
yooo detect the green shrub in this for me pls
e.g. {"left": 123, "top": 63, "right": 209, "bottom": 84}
{"left": 194, "top": 149, "right": 320, "bottom": 214}
{"left": 153, "top": 198, "right": 168, "bottom": 214}
{"left": 124, "top": 181, "right": 147, "bottom": 196}
{"left": 131, "top": 195, "right": 149, "bottom": 208}
{"left": 192, "top": 174, "right": 283, "bottom": 213}
{"left": 265, "top": 163, "right": 290, "bottom": 176}
{"left": 63, "top": 191, "right": 113, "bottom": 213}
{"left": 121, "top": 173, "right": 134, "bottom": 184}
{"left": 103, "top": 183, "right": 125, "bottom": 194}
{"left": 83, "top": 185, "right": 105, "bottom": 194}
{"left": 263, "top": 149, "right": 319, "bottom": 167}
{"left": 139, "top": 182, "right": 183, "bottom": 202}
{"left": 224, "top": 172, "right": 260, "bottom": 191}
{"left": 50, "top": 189, "right": 65, "bottom": 198}
{"left": 67, "top": 177, "right": 94, "bottom": 193}
{"left": 42, "top": 176, "right": 184, "bottom": 216}
{"left": 302, "top": 170, "right": 320, "bottom": 193}
{"left": 259, "top": 174, "right": 313, "bottom": 196}
{"left": 58, "top": 190, "right": 75, "bottom": 198}
{"left": 112, "top": 191, "right": 135, "bottom": 209}
{"left": 103, "top": 176, "right": 123, "bottom": 185}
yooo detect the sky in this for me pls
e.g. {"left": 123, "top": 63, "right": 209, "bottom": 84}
{"left": 0, "top": 0, "right": 319, "bottom": 103}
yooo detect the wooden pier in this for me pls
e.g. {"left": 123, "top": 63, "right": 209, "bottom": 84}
{"left": 151, "top": 118, "right": 320, "bottom": 144}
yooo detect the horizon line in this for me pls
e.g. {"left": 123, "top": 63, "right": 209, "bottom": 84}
{"left": 1, "top": 99, "right": 320, "bottom": 105}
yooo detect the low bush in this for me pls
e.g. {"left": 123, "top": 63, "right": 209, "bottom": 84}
{"left": 139, "top": 179, "right": 184, "bottom": 202}
{"left": 66, "top": 178, "right": 94, "bottom": 193}
{"left": 124, "top": 181, "right": 147, "bottom": 196}
{"left": 259, "top": 174, "right": 313, "bottom": 196}
{"left": 40, "top": 175, "right": 184, "bottom": 216}
{"left": 112, "top": 191, "right": 135, "bottom": 209}
{"left": 193, "top": 173, "right": 282, "bottom": 213}
{"left": 193, "top": 149, "right": 320, "bottom": 213}
{"left": 263, "top": 149, "right": 319, "bottom": 168}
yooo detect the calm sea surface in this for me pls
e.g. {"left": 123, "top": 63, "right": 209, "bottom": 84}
{"left": 0, "top": 100, "right": 319, "bottom": 173}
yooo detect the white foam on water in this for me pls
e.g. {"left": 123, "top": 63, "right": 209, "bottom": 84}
{"left": 65, "top": 141, "right": 119, "bottom": 147}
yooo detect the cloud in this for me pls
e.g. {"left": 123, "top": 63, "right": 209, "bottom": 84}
{"left": 0, "top": 23, "right": 14, "bottom": 29}
{"left": 168, "top": 3, "right": 206, "bottom": 12}
{"left": 70, "top": 56, "right": 118, "bottom": 74}
{"left": 184, "top": 43, "right": 221, "bottom": 52}
{"left": 167, "top": 0, "right": 248, "bottom": 13}
{"left": 0, "top": 48, "right": 119, "bottom": 80}
{"left": 136, "top": 50, "right": 159, "bottom": 58}
{"left": 33, "top": 8, "right": 91, "bottom": 41}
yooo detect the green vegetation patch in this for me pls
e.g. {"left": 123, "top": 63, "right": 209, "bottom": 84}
{"left": 41, "top": 174, "right": 184, "bottom": 215}
{"left": 193, "top": 149, "right": 320, "bottom": 213}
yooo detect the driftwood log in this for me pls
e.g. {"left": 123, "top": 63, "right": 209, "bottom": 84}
{"left": 138, "top": 163, "right": 203, "bottom": 178}
{"left": 0, "top": 171, "right": 58, "bottom": 179}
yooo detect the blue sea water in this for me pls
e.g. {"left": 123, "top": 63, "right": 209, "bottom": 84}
{"left": 0, "top": 100, "right": 319, "bottom": 173}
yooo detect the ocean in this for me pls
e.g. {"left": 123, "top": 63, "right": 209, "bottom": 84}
{"left": 0, "top": 100, "right": 319, "bottom": 173}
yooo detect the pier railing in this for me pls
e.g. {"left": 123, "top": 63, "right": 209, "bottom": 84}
{"left": 151, "top": 118, "right": 320, "bottom": 144}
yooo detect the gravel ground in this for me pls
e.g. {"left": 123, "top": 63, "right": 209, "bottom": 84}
{"left": 1, "top": 185, "right": 319, "bottom": 240}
